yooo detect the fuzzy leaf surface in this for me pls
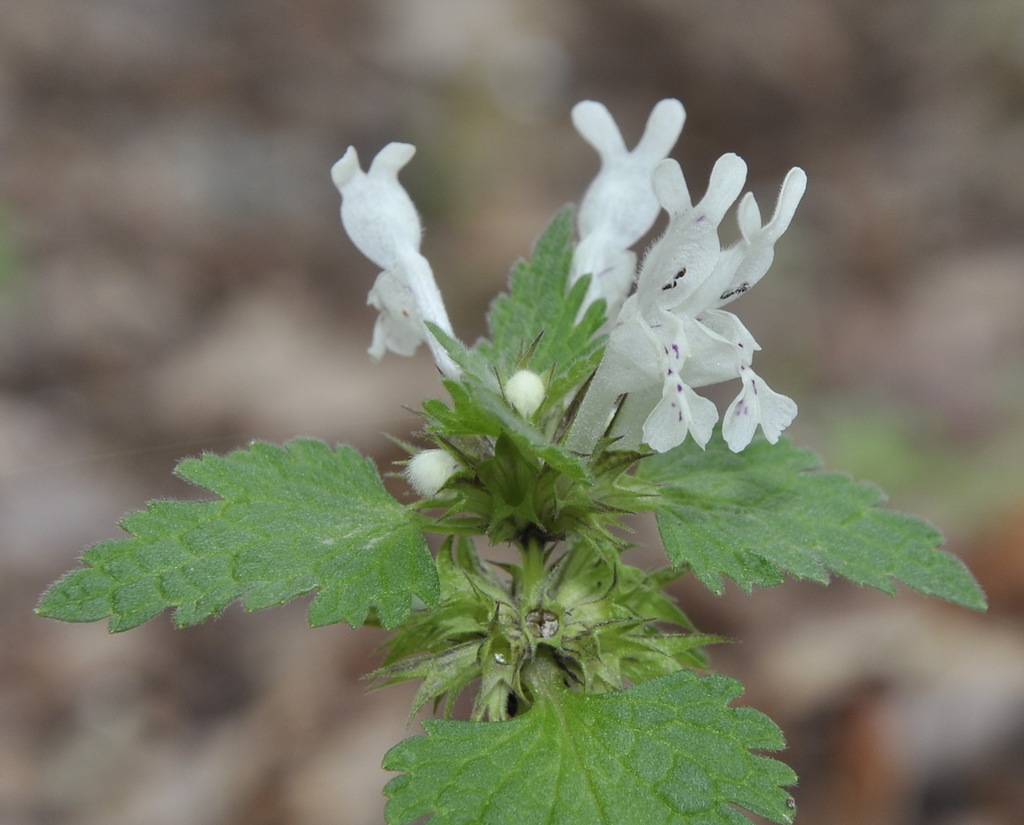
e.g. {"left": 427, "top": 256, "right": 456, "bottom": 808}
{"left": 37, "top": 439, "right": 439, "bottom": 631}
{"left": 383, "top": 670, "right": 796, "bottom": 825}
{"left": 480, "top": 206, "right": 606, "bottom": 376}
{"left": 636, "top": 435, "right": 986, "bottom": 608}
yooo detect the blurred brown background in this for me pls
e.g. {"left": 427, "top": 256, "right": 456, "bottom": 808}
{"left": 2, "top": 1, "right": 1023, "bottom": 824}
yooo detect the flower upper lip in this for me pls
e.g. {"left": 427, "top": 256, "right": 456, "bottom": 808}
{"left": 570, "top": 98, "right": 686, "bottom": 318}
{"left": 331, "top": 143, "right": 460, "bottom": 378}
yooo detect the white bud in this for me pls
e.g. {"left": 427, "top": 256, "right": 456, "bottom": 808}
{"left": 405, "top": 449, "right": 460, "bottom": 497}
{"left": 504, "top": 369, "right": 546, "bottom": 418}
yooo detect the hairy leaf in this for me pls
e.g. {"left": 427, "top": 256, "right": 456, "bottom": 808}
{"left": 37, "top": 439, "right": 439, "bottom": 631}
{"left": 636, "top": 435, "right": 986, "bottom": 608}
{"left": 383, "top": 669, "right": 796, "bottom": 825}
{"left": 480, "top": 207, "right": 606, "bottom": 377}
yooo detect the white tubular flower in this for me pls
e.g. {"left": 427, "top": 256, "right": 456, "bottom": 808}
{"left": 570, "top": 99, "right": 685, "bottom": 316}
{"left": 569, "top": 152, "right": 806, "bottom": 455}
{"left": 671, "top": 167, "right": 806, "bottom": 450}
{"left": 570, "top": 153, "right": 746, "bottom": 452}
{"left": 331, "top": 143, "right": 459, "bottom": 378}
{"left": 680, "top": 167, "right": 808, "bottom": 316}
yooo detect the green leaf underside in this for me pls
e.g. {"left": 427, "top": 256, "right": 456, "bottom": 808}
{"left": 36, "top": 439, "right": 439, "bottom": 631}
{"left": 637, "top": 435, "right": 986, "bottom": 609}
{"left": 383, "top": 670, "right": 796, "bottom": 825}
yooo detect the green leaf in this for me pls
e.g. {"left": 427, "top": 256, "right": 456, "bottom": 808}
{"left": 479, "top": 207, "right": 606, "bottom": 378}
{"left": 383, "top": 669, "right": 796, "bottom": 825}
{"left": 636, "top": 434, "right": 987, "bottom": 609}
{"left": 37, "top": 439, "right": 439, "bottom": 631}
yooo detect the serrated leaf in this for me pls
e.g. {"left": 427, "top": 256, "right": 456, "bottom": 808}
{"left": 479, "top": 207, "right": 606, "bottom": 378}
{"left": 383, "top": 669, "right": 796, "bottom": 825}
{"left": 37, "top": 439, "right": 439, "bottom": 631}
{"left": 635, "top": 434, "right": 986, "bottom": 609}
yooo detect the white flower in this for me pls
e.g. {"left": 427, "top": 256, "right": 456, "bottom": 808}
{"left": 568, "top": 150, "right": 807, "bottom": 454}
{"left": 331, "top": 100, "right": 804, "bottom": 456}
{"left": 331, "top": 143, "right": 459, "bottom": 377}
{"left": 570, "top": 99, "right": 685, "bottom": 318}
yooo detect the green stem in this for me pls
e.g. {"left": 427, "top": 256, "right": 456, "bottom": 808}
{"left": 522, "top": 648, "right": 570, "bottom": 705}
{"left": 519, "top": 537, "right": 548, "bottom": 605}
{"left": 417, "top": 521, "right": 485, "bottom": 536}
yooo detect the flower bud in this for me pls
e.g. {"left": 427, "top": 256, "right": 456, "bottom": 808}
{"left": 405, "top": 449, "right": 460, "bottom": 497}
{"left": 504, "top": 369, "right": 546, "bottom": 418}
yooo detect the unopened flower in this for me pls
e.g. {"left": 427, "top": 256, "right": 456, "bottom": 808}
{"left": 332, "top": 143, "right": 459, "bottom": 377}
{"left": 569, "top": 144, "right": 807, "bottom": 454}
{"left": 405, "top": 449, "right": 461, "bottom": 497}
{"left": 504, "top": 369, "right": 546, "bottom": 418}
{"left": 570, "top": 99, "right": 685, "bottom": 318}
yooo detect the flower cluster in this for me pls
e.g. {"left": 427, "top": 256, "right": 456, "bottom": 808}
{"left": 566, "top": 108, "right": 807, "bottom": 454}
{"left": 331, "top": 99, "right": 805, "bottom": 455}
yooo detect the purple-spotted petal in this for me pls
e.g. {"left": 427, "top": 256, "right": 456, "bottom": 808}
{"left": 722, "top": 367, "right": 797, "bottom": 452}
